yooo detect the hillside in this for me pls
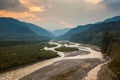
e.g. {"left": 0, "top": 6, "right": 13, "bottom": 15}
{"left": 101, "top": 34, "right": 120, "bottom": 80}
{"left": 24, "top": 23, "right": 54, "bottom": 38}
{"left": 56, "top": 16, "right": 120, "bottom": 47}
{"left": 0, "top": 17, "right": 53, "bottom": 41}
{"left": 56, "top": 24, "right": 93, "bottom": 40}
{"left": 108, "top": 39, "right": 120, "bottom": 80}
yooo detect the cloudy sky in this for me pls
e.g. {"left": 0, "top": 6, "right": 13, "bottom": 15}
{"left": 0, "top": 0, "right": 120, "bottom": 31}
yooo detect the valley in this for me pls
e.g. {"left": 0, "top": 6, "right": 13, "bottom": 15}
{"left": 0, "top": 41, "right": 107, "bottom": 80}
{"left": 0, "top": 15, "right": 119, "bottom": 80}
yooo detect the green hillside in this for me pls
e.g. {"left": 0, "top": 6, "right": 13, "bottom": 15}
{"left": 56, "top": 16, "right": 120, "bottom": 47}
{"left": 101, "top": 33, "right": 120, "bottom": 80}
{"left": 0, "top": 17, "right": 53, "bottom": 41}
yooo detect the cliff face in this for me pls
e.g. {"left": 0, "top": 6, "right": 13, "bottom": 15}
{"left": 108, "top": 39, "right": 120, "bottom": 80}
{"left": 98, "top": 39, "right": 120, "bottom": 80}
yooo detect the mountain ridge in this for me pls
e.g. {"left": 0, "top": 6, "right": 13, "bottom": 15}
{"left": 0, "top": 17, "right": 53, "bottom": 41}
{"left": 56, "top": 15, "right": 120, "bottom": 46}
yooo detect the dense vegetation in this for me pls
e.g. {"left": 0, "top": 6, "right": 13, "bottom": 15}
{"left": 45, "top": 44, "right": 57, "bottom": 48}
{"left": 0, "top": 18, "right": 57, "bottom": 72}
{"left": 101, "top": 33, "right": 120, "bottom": 80}
{"left": 108, "top": 41, "right": 120, "bottom": 80}
{"left": 55, "top": 46, "right": 79, "bottom": 52}
{"left": 0, "top": 41, "right": 58, "bottom": 71}
{"left": 101, "top": 32, "right": 120, "bottom": 53}
{"left": 0, "top": 40, "right": 45, "bottom": 47}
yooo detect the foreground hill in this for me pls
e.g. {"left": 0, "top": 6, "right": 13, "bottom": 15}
{"left": 101, "top": 33, "right": 120, "bottom": 80}
{"left": 56, "top": 16, "right": 120, "bottom": 46}
{"left": 108, "top": 39, "right": 120, "bottom": 80}
{"left": 0, "top": 17, "right": 53, "bottom": 41}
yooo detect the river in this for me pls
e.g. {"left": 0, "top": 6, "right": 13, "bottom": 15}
{"left": 0, "top": 41, "right": 105, "bottom": 80}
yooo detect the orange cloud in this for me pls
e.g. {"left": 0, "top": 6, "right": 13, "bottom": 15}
{"left": 0, "top": 0, "right": 44, "bottom": 25}
{"left": 0, "top": 10, "right": 41, "bottom": 22}
{"left": 85, "top": 0, "right": 102, "bottom": 4}
{"left": 29, "top": 6, "right": 45, "bottom": 12}
{"left": 20, "top": 0, "right": 46, "bottom": 12}
{"left": 20, "top": 0, "right": 28, "bottom": 4}
{"left": 60, "top": 21, "right": 73, "bottom": 28}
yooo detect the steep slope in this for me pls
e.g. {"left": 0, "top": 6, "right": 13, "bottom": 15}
{"left": 108, "top": 39, "right": 120, "bottom": 80}
{"left": 56, "top": 16, "right": 120, "bottom": 46}
{"left": 0, "top": 17, "right": 52, "bottom": 41}
{"left": 52, "top": 28, "right": 71, "bottom": 37}
{"left": 101, "top": 33, "right": 120, "bottom": 80}
{"left": 56, "top": 24, "right": 93, "bottom": 40}
{"left": 70, "top": 21, "right": 120, "bottom": 46}
{"left": 24, "top": 23, "right": 54, "bottom": 38}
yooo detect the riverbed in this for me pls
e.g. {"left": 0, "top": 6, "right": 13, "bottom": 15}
{"left": 0, "top": 41, "right": 104, "bottom": 80}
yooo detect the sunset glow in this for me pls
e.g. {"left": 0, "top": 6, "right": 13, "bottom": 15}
{"left": 0, "top": 0, "right": 119, "bottom": 30}
{"left": 60, "top": 21, "right": 73, "bottom": 28}
{"left": 85, "top": 0, "right": 102, "bottom": 4}
{"left": 29, "top": 6, "right": 45, "bottom": 12}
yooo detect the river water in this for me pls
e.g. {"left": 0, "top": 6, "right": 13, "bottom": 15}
{"left": 0, "top": 41, "right": 104, "bottom": 80}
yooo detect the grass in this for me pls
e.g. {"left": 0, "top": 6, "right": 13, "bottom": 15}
{"left": 46, "top": 44, "right": 57, "bottom": 48}
{"left": 0, "top": 42, "right": 58, "bottom": 71}
{"left": 55, "top": 46, "right": 79, "bottom": 52}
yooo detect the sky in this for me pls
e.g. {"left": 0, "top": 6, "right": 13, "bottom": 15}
{"left": 0, "top": 0, "right": 120, "bottom": 31}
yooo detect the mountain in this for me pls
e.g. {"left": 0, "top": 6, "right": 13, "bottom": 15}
{"left": 57, "top": 24, "right": 92, "bottom": 40}
{"left": 24, "top": 23, "right": 54, "bottom": 38}
{"left": 52, "top": 28, "right": 71, "bottom": 36}
{"left": 56, "top": 24, "right": 93, "bottom": 40}
{"left": 103, "top": 16, "right": 120, "bottom": 23}
{"left": 56, "top": 15, "right": 120, "bottom": 46}
{"left": 0, "top": 17, "right": 53, "bottom": 41}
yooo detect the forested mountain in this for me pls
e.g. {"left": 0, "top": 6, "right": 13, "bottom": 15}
{"left": 103, "top": 16, "right": 120, "bottom": 23}
{"left": 24, "top": 23, "right": 54, "bottom": 38}
{"left": 56, "top": 16, "right": 120, "bottom": 46}
{"left": 0, "top": 17, "right": 53, "bottom": 41}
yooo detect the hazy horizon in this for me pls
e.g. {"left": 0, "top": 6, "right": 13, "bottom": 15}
{"left": 0, "top": 0, "right": 120, "bottom": 31}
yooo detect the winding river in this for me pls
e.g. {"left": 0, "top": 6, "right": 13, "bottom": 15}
{"left": 0, "top": 41, "right": 105, "bottom": 80}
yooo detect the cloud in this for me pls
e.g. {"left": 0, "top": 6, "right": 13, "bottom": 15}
{"left": 85, "top": 0, "right": 102, "bottom": 4}
{"left": 59, "top": 21, "right": 73, "bottom": 28}
{"left": 29, "top": 6, "right": 45, "bottom": 12}
{"left": 0, "top": 0, "right": 120, "bottom": 30}
{"left": 20, "top": 0, "right": 46, "bottom": 12}
{"left": 0, "top": 10, "right": 41, "bottom": 22}
{"left": 102, "top": 0, "right": 120, "bottom": 10}
{"left": 0, "top": 0, "right": 28, "bottom": 12}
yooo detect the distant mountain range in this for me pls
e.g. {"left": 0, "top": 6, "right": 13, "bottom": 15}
{"left": 1, "top": 15, "right": 120, "bottom": 44}
{"left": 52, "top": 28, "right": 71, "bottom": 36}
{"left": 56, "top": 15, "right": 120, "bottom": 46}
{"left": 0, "top": 17, "right": 54, "bottom": 41}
